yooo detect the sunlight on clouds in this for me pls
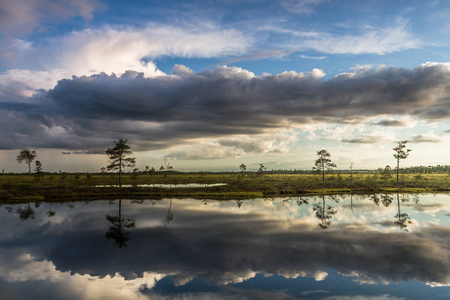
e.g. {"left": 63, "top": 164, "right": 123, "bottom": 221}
{"left": 166, "top": 129, "right": 299, "bottom": 160}
{"left": 40, "top": 24, "right": 250, "bottom": 77}
{"left": 0, "top": 69, "right": 66, "bottom": 98}
{"left": 0, "top": 23, "right": 252, "bottom": 96}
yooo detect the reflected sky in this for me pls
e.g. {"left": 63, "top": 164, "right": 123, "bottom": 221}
{"left": 0, "top": 194, "right": 449, "bottom": 299}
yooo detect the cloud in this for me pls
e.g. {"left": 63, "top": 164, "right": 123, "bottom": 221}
{"left": 6, "top": 23, "right": 252, "bottom": 79}
{"left": 342, "top": 136, "right": 385, "bottom": 144}
{"left": 300, "top": 20, "right": 420, "bottom": 55}
{"left": 224, "top": 49, "right": 289, "bottom": 64}
{"left": 0, "top": 0, "right": 102, "bottom": 37}
{"left": 409, "top": 134, "right": 442, "bottom": 143}
{"left": 1, "top": 62, "right": 450, "bottom": 151}
{"left": 279, "top": 0, "right": 327, "bottom": 14}
{"left": 259, "top": 19, "right": 419, "bottom": 55}
{"left": 371, "top": 120, "right": 408, "bottom": 127}
{"left": 299, "top": 54, "right": 327, "bottom": 60}
{"left": 166, "top": 129, "right": 299, "bottom": 159}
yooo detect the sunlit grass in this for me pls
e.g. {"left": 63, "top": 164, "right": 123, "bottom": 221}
{"left": 0, "top": 172, "right": 449, "bottom": 202}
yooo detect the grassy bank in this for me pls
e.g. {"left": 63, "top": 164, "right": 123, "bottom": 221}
{"left": 0, "top": 172, "right": 449, "bottom": 203}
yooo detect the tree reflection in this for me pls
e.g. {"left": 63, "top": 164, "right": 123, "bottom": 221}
{"left": 296, "top": 197, "right": 309, "bottom": 206}
{"left": 381, "top": 194, "right": 394, "bottom": 207}
{"left": 16, "top": 203, "right": 36, "bottom": 221}
{"left": 369, "top": 194, "right": 393, "bottom": 207}
{"left": 105, "top": 199, "right": 135, "bottom": 248}
{"left": 47, "top": 203, "right": 55, "bottom": 218}
{"left": 313, "top": 195, "right": 338, "bottom": 229}
{"left": 165, "top": 198, "right": 174, "bottom": 225}
{"left": 394, "top": 194, "right": 412, "bottom": 231}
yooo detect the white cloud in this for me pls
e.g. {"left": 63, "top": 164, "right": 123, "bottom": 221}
{"left": 299, "top": 54, "right": 327, "bottom": 60}
{"left": 49, "top": 24, "right": 251, "bottom": 77}
{"left": 0, "top": 23, "right": 252, "bottom": 100}
{"left": 264, "top": 19, "right": 420, "bottom": 55}
{"left": 302, "top": 21, "right": 420, "bottom": 55}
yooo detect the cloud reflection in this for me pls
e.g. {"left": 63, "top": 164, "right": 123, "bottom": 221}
{"left": 0, "top": 195, "right": 449, "bottom": 299}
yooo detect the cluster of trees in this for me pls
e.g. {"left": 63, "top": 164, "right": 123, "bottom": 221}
{"left": 16, "top": 149, "right": 43, "bottom": 181}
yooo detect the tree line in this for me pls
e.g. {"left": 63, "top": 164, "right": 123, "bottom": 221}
{"left": 13, "top": 139, "right": 444, "bottom": 186}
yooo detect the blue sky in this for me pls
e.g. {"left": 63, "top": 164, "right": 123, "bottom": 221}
{"left": 0, "top": 0, "right": 449, "bottom": 172}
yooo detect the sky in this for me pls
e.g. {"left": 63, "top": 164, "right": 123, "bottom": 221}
{"left": 0, "top": 0, "right": 449, "bottom": 172}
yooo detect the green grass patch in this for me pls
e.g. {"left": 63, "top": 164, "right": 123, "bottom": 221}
{"left": 0, "top": 172, "right": 448, "bottom": 202}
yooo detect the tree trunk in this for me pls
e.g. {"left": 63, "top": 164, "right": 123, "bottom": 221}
{"left": 322, "top": 161, "right": 325, "bottom": 182}
{"left": 27, "top": 162, "right": 31, "bottom": 181}
{"left": 396, "top": 158, "right": 399, "bottom": 183}
{"left": 119, "top": 157, "right": 122, "bottom": 188}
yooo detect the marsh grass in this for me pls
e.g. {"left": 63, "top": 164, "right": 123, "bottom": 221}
{"left": 0, "top": 172, "right": 449, "bottom": 203}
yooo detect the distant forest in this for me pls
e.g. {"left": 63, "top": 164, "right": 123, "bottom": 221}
{"left": 266, "top": 165, "right": 450, "bottom": 175}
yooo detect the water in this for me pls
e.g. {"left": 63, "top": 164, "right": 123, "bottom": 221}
{"left": 0, "top": 194, "right": 449, "bottom": 299}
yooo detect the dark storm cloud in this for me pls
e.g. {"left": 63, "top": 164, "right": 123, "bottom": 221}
{"left": 1, "top": 63, "right": 450, "bottom": 150}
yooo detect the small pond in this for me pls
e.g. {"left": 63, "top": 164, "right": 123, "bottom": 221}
{"left": 0, "top": 193, "right": 449, "bottom": 299}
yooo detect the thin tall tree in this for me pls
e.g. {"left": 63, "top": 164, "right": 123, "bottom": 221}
{"left": 106, "top": 139, "right": 136, "bottom": 188}
{"left": 393, "top": 141, "right": 411, "bottom": 183}
{"left": 313, "top": 149, "right": 337, "bottom": 182}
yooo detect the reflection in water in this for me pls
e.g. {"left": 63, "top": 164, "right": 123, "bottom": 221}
{"left": 105, "top": 199, "right": 136, "bottom": 248}
{"left": 394, "top": 193, "right": 412, "bottom": 231}
{"left": 313, "top": 195, "right": 338, "bottom": 229}
{"left": 370, "top": 193, "right": 394, "bottom": 207}
{"left": 165, "top": 198, "right": 174, "bottom": 224}
{"left": 236, "top": 200, "right": 243, "bottom": 208}
{"left": 16, "top": 203, "right": 36, "bottom": 220}
{"left": 47, "top": 203, "right": 56, "bottom": 217}
{"left": 0, "top": 194, "right": 448, "bottom": 299}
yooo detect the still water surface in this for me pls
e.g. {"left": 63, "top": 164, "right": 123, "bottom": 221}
{"left": 0, "top": 194, "right": 449, "bottom": 299}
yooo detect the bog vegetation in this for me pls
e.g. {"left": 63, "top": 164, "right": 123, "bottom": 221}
{"left": 1, "top": 140, "right": 449, "bottom": 202}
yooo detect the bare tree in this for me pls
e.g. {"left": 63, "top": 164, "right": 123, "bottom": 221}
{"left": 313, "top": 149, "right": 337, "bottom": 182}
{"left": 106, "top": 139, "right": 136, "bottom": 188}
{"left": 393, "top": 141, "right": 412, "bottom": 183}
{"left": 239, "top": 163, "right": 247, "bottom": 174}
{"left": 16, "top": 149, "right": 37, "bottom": 180}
